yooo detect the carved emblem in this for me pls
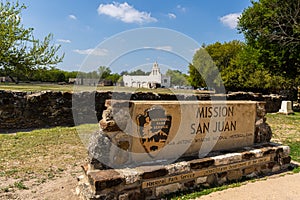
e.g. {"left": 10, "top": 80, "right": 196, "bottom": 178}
{"left": 137, "top": 106, "right": 172, "bottom": 157}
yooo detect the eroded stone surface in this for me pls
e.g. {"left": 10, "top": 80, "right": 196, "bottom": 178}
{"left": 90, "top": 100, "right": 274, "bottom": 168}
{"left": 78, "top": 145, "right": 292, "bottom": 200}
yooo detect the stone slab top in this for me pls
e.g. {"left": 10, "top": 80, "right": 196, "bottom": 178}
{"left": 107, "top": 100, "right": 259, "bottom": 104}
{"left": 105, "top": 99, "right": 261, "bottom": 108}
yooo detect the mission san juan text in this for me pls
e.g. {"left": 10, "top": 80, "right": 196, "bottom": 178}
{"left": 190, "top": 106, "right": 237, "bottom": 134}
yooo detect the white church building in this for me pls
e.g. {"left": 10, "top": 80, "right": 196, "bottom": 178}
{"left": 123, "top": 62, "right": 171, "bottom": 88}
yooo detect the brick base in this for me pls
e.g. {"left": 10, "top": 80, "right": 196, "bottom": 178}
{"left": 77, "top": 143, "right": 291, "bottom": 200}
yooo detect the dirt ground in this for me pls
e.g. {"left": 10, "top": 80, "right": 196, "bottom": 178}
{"left": 0, "top": 168, "right": 80, "bottom": 200}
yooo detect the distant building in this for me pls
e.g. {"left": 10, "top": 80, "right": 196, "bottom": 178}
{"left": 98, "top": 79, "right": 113, "bottom": 86}
{"left": 123, "top": 62, "right": 171, "bottom": 88}
{"left": 69, "top": 78, "right": 114, "bottom": 86}
{"left": 69, "top": 78, "right": 99, "bottom": 86}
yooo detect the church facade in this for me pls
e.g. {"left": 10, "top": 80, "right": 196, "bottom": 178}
{"left": 123, "top": 62, "right": 171, "bottom": 88}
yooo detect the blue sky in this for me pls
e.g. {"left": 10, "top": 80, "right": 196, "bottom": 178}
{"left": 20, "top": 0, "right": 252, "bottom": 73}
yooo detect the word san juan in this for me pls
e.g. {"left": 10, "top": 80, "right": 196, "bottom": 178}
{"left": 190, "top": 106, "right": 236, "bottom": 134}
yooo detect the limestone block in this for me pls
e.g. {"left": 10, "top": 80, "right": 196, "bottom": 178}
{"left": 118, "top": 193, "right": 129, "bottom": 200}
{"left": 280, "top": 146, "right": 290, "bottom": 157}
{"left": 184, "top": 180, "right": 196, "bottom": 188}
{"left": 256, "top": 102, "right": 266, "bottom": 118}
{"left": 196, "top": 177, "right": 207, "bottom": 184}
{"left": 214, "top": 153, "right": 242, "bottom": 165}
{"left": 278, "top": 101, "right": 294, "bottom": 115}
{"left": 249, "top": 149, "right": 263, "bottom": 158}
{"left": 227, "top": 170, "right": 243, "bottom": 181}
{"left": 116, "top": 169, "right": 141, "bottom": 185}
{"left": 87, "top": 170, "right": 125, "bottom": 191}
{"left": 166, "top": 161, "right": 190, "bottom": 175}
{"left": 218, "top": 176, "right": 227, "bottom": 185}
{"left": 280, "top": 156, "right": 291, "bottom": 165}
{"left": 245, "top": 172, "right": 258, "bottom": 179}
{"left": 260, "top": 164, "right": 272, "bottom": 174}
{"left": 206, "top": 174, "right": 218, "bottom": 186}
{"left": 241, "top": 152, "right": 256, "bottom": 160}
{"left": 272, "top": 164, "right": 281, "bottom": 173}
{"left": 137, "top": 166, "right": 168, "bottom": 179}
{"left": 255, "top": 118, "right": 272, "bottom": 143}
{"left": 243, "top": 166, "right": 256, "bottom": 175}
{"left": 189, "top": 158, "right": 215, "bottom": 170}
{"left": 280, "top": 164, "right": 291, "bottom": 170}
{"left": 155, "top": 183, "right": 181, "bottom": 196}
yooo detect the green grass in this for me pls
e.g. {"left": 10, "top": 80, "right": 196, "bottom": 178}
{"left": 13, "top": 181, "right": 28, "bottom": 190}
{"left": 0, "top": 82, "right": 211, "bottom": 94}
{"left": 285, "top": 141, "right": 300, "bottom": 162}
{"left": 293, "top": 167, "right": 300, "bottom": 173}
{"left": 0, "top": 126, "right": 90, "bottom": 180}
{"left": 0, "top": 82, "right": 76, "bottom": 92}
{"left": 267, "top": 112, "right": 300, "bottom": 162}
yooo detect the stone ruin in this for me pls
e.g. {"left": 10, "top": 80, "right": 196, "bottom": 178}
{"left": 76, "top": 100, "right": 291, "bottom": 200}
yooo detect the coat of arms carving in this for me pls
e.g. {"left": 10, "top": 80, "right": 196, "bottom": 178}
{"left": 137, "top": 106, "right": 172, "bottom": 157}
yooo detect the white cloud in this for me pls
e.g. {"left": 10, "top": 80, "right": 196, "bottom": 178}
{"left": 219, "top": 13, "right": 241, "bottom": 29}
{"left": 143, "top": 46, "right": 173, "bottom": 51}
{"left": 168, "top": 13, "right": 176, "bottom": 19}
{"left": 97, "top": 2, "right": 157, "bottom": 24}
{"left": 177, "top": 5, "right": 186, "bottom": 13}
{"left": 155, "top": 46, "right": 173, "bottom": 51}
{"left": 73, "top": 48, "right": 109, "bottom": 56}
{"left": 57, "top": 39, "right": 71, "bottom": 43}
{"left": 68, "top": 14, "right": 77, "bottom": 20}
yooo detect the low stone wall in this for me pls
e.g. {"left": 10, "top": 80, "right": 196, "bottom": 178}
{"left": 0, "top": 90, "right": 286, "bottom": 130}
{"left": 77, "top": 143, "right": 291, "bottom": 200}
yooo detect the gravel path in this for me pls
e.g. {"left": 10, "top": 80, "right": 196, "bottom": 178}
{"left": 197, "top": 172, "right": 300, "bottom": 200}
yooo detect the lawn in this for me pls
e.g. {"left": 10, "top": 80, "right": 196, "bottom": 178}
{"left": 0, "top": 82, "right": 211, "bottom": 94}
{"left": 0, "top": 126, "right": 87, "bottom": 180}
{"left": 267, "top": 112, "right": 300, "bottom": 162}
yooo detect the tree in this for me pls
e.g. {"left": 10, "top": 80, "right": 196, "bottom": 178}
{"left": 128, "top": 69, "right": 150, "bottom": 76}
{"left": 188, "top": 63, "right": 205, "bottom": 88}
{"left": 98, "top": 66, "right": 111, "bottom": 79}
{"left": 189, "top": 41, "right": 243, "bottom": 91}
{"left": 223, "top": 45, "right": 294, "bottom": 92}
{"left": 120, "top": 71, "right": 128, "bottom": 76}
{"left": 106, "top": 73, "right": 121, "bottom": 84}
{"left": 204, "top": 40, "right": 244, "bottom": 72}
{"left": 238, "top": 0, "right": 300, "bottom": 81}
{"left": 0, "top": 1, "right": 64, "bottom": 83}
{"left": 166, "top": 69, "right": 188, "bottom": 86}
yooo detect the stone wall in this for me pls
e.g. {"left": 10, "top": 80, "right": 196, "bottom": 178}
{"left": 0, "top": 90, "right": 286, "bottom": 130}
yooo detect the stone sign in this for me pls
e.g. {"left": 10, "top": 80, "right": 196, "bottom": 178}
{"left": 89, "top": 100, "right": 270, "bottom": 168}
{"left": 130, "top": 101, "right": 256, "bottom": 160}
{"left": 79, "top": 99, "right": 290, "bottom": 200}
